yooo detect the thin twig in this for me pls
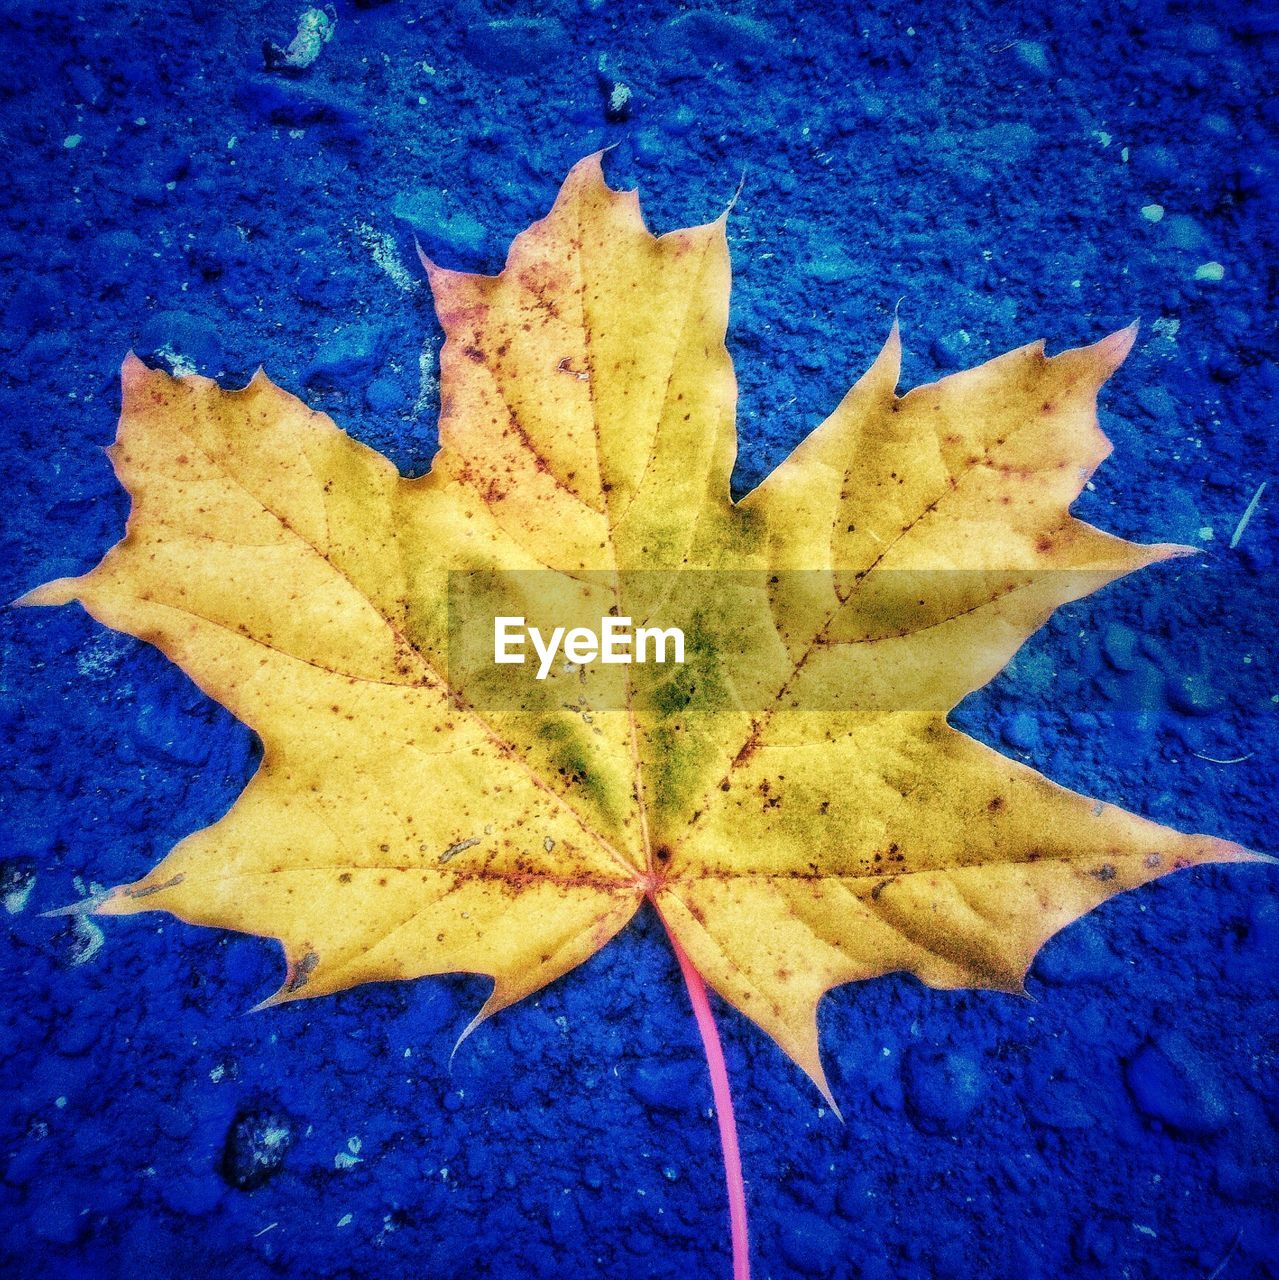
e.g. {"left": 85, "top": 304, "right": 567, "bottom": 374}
{"left": 1229, "top": 482, "right": 1266, "bottom": 549}
{"left": 1206, "top": 1229, "right": 1243, "bottom": 1280}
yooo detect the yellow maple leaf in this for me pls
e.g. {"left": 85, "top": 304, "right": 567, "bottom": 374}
{"left": 23, "top": 155, "right": 1261, "bottom": 1185}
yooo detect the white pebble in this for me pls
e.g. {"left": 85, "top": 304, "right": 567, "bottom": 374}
{"left": 1141, "top": 204, "right": 1164, "bottom": 223}
{"left": 1194, "top": 261, "right": 1225, "bottom": 281}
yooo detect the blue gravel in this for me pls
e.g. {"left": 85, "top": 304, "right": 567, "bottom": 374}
{"left": 2, "top": 0, "right": 1277, "bottom": 1278}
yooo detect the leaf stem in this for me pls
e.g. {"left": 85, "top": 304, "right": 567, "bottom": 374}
{"left": 661, "top": 912, "right": 751, "bottom": 1280}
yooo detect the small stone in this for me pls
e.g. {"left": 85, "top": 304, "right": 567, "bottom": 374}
{"left": 1035, "top": 919, "right": 1120, "bottom": 985}
{"left": 655, "top": 11, "right": 773, "bottom": 66}
{"left": 1011, "top": 40, "right": 1050, "bottom": 77}
{"left": 1183, "top": 22, "right": 1221, "bottom": 53}
{"left": 630, "top": 1059, "right": 702, "bottom": 1112}
{"left": 159, "top": 1171, "right": 226, "bottom": 1216}
{"left": 1000, "top": 711, "right": 1041, "bottom": 753}
{"left": 221, "top": 1107, "right": 295, "bottom": 1190}
{"left": 1102, "top": 622, "right": 1139, "bottom": 672}
{"left": 1141, "top": 203, "right": 1164, "bottom": 223}
{"left": 1163, "top": 213, "right": 1210, "bottom": 253}
{"left": 1135, "top": 385, "right": 1176, "bottom": 420}
{"left": 365, "top": 375, "right": 404, "bottom": 414}
{"left": 974, "top": 122, "right": 1039, "bottom": 163}
{"left": 306, "top": 323, "right": 386, "bottom": 390}
{"left": 857, "top": 91, "right": 887, "bottom": 124}
{"left": 1194, "top": 261, "right": 1225, "bottom": 281}
{"left": 133, "top": 700, "right": 211, "bottom": 767}
{"left": 138, "top": 310, "right": 224, "bottom": 376}
{"left": 2, "top": 858, "right": 36, "bottom": 915}
{"left": 461, "top": 18, "right": 568, "bottom": 75}
{"left": 604, "top": 82, "right": 632, "bottom": 123}
{"left": 633, "top": 127, "right": 665, "bottom": 165}
{"left": 31, "top": 1196, "right": 83, "bottom": 1245}
{"left": 67, "top": 65, "right": 105, "bottom": 105}
{"left": 931, "top": 329, "right": 973, "bottom": 367}
{"left": 662, "top": 105, "right": 697, "bottom": 137}
{"left": 235, "top": 76, "right": 365, "bottom": 138}
{"left": 392, "top": 189, "right": 490, "bottom": 269}
{"left": 1131, "top": 145, "right": 1178, "bottom": 182}
{"left": 1166, "top": 671, "right": 1223, "bottom": 716}
{"left": 1126, "top": 1036, "right": 1228, "bottom": 1134}
{"left": 63, "top": 134, "right": 81, "bottom": 150}
{"left": 262, "top": 4, "right": 336, "bottom": 73}
{"left": 804, "top": 243, "right": 858, "bottom": 284}
{"left": 779, "top": 1209, "right": 845, "bottom": 1275}
{"left": 902, "top": 1047, "right": 984, "bottom": 1133}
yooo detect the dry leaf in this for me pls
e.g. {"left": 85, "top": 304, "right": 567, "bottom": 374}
{"left": 23, "top": 154, "right": 1261, "bottom": 1109}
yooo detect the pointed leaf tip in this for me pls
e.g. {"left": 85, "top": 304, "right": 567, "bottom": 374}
{"left": 12, "top": 577, "right": 79, "bottom": 609}
{"left": 1096, "top": 321, "right": 1139, "bottom": 371}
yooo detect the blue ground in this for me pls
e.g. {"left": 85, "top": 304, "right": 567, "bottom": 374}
{"left": 1, "top": 0, "right": 1276, "bottom": 1276}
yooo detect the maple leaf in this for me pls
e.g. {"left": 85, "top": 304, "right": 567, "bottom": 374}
{"left": 23, "top": 154, "right": 1264, "bottom": 1275}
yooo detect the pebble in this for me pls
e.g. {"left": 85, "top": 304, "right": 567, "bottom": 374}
{"left": 902, "top": 1047, "right": 984, "bottom": 1133}
{"left": 633, "top": 127, "right": 665, "bottom": 165}
{"left": 235, "top": 76, "right": 364, "bottom": 135}
{"left": 857, "top": 91, "right": 887, "bottom": 125}
{"left": 305, "top": 323, "right": 387, "bottom": 390}
{"left": 931, "top": 329, "right": 973, "bottom": 368}
{"left": 461, "top": 18, "right": 568, "bottom": 75}
{"left": 1, "top": 858, "right": 36, "bottom": 915}
{"left": 1130, "top": 144, "right": 1179, "bottom": 183}
{"left": 221, "top": 1107, "right": 295, "bottom": 1190}
{"left": 655, "top": 11, "right": 774, "bottom": 66}
{"left": 1000, "top": 711, "right": 1041, "bottom": 753}
{"left": 1141, "top": 203, "right": 1164, "bottom": 223}
{"left": 31, "top": 1195, "right": 84, "bottom": 1245}
{"left": 629, "top": 1059, "right": 702, "bottom": 1112}
{"left": 1011, "top": 40, "right": 1050, "bottom": 78}
{"left": 1101, "top": 622, "right": 1139, "bottom": 672}
{"left": 804, "top": 244, "right": 858, "bottom": 284}
{"left": 158, "top": 1171, "right": 225, "bottom": 1216}
{"left": 90, "top": 229, "right": 145, "bottom": 292}
{"left": 392, "top": 189, "right": 490, "bottom": 269}
{"left": 1034, "top": 919, "right": 1121, "bottom": 985}
{"left": 974, "top": 122, "right": 1039, "bottom": 164}
{"left": 1125, "top": 1035, "right": 1229, "bottom": 1134}
{"left": 133, "top": 700, "right": 211, "bottom": 767}
{"left": 137, "top": 310, "right": 224, "bottom": 375}
{"left": 365, "top": 375, "right": 405, "bottom": 413}
{"left": 1183, "top": 22, "right": 1221, "bottom": 53}
{"left": 662, "top": 105, "right": 697, "bottom": 137}
{"left": 1194, "top": 261, "right": 1225, "bottom": 281}
{"left": 5, "top": 279, "right": 60, "bottom": 333}
{"left": 1165, "top": 671, "right": 1223, "bottom": 716}
{"left": 779, "top": 1209, "right": 845, "bottom": 1275}
{"left": 1162, "top": 213, "right": 1210, "bottom": 253}
{"left": 1026, "top": 1074, "right": 1098, "bottom": 1131}
{"left": 67, "top": 65, "right": 105, "bottom": 106}
{"left": 1134, "top": 385, "right": 1176, "bottom": 420}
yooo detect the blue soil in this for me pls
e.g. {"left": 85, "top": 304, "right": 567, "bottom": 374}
{"left": 1, "top": 1, "right": 1276, "bottom": 1277}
